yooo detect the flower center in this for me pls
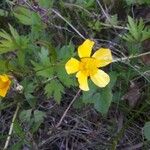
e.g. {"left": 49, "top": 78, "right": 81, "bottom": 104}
{"left": 79, "top": 58, "right": 99, "bottom": 76}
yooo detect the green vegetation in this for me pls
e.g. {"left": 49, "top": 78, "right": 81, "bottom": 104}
{"left": 0, "top": 0, "right": 150, "bottom": 149}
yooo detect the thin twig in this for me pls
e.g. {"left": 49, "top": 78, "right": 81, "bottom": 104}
{"left": 95, "top": 0, "right": 119, "bottom": 34}
{"left": 51, "top": 9, "right": 86, "bottom": 40}
{"left": 95, "top": 0, "right": 113, "bottom": 27}
{"left": 3, "top": 103, "right": 20, "bottom": 150}
{"left": 113, "top": 51, "right": 150, "bottom": 63}
{"left": 100, "top": 22, "right": 128, "bottom": 30}
{"left": 56, "top": 89, "right": 81, "bottom": 128}
{"left": 64, "top": 2, "right": 128, "bottom": 30}
{"left": 113, "top": 51, "right": 150, "bottom": 83}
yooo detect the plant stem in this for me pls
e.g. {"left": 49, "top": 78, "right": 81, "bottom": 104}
{"left": 113, "top": 51, "right": 150, "bottom": 63}
{"left": 100, "top": 22, "right": 128, "bottom": 30}
{"left": 3, "top": 103, "right": 20, "bottom": 150}
{"left": 51, "top": 9, "right": 86, "bottom": 40}
{"left": 56, "top": 89, "right": 81, "bottom": 128}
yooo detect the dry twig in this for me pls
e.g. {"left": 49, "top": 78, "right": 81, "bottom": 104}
{"left": 3, "top": 103, "right": 20, "bottom": 150}
{"left": 56, "top": 89, "right": 81, "bottom": 128}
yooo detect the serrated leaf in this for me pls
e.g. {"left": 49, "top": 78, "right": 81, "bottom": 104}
{"left": 45, "top": 80, "right": 64, "bottom": 104}
{"left": 39, "top": 47, "right": 50, "bottom": 65}
{"left": 34, "top": 110, "right": 46, "bottom": 123}
{"left": 0, "top": 30, "right": 12, "bottom": 41}
{"left": 56, "top": 64, "right": 76, "bottom": 87}
{"left": 31, "top": 47, "right": 54, "bottom": 78}
{"left": 0, "top": 31, "right": 17, "bottom": 54}
{"left": 21, "top": 79, "right": 36, "bottom": 107}
{"left": 58, "top": 43, "right": 75, "bottom": 60}
{"left": 128, "top": 16, "right": 140, "bottom": 40}
{"left": 19, "top": 109, "right": 32, "bottom": 123}
{"left": 13, "top": 7, "right": 34, "bottom": 25}
{"left": 9, "top": 24, "right": 20, "bottom": 45}
{"left": 122, "top": 16, "right": 149, "bottom": 43}
{"left": 0, "top": 25, "right": 28, "bottom": 55}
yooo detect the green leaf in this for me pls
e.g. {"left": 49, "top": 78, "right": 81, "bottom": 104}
{"left": 94, "top": 85, "right": 113, "bottom": 115}
{"left": 44, "top": 80, "right": 64, "bottom": 104}
{"left": 13, "top": 120, "right": 25, "bottom": 139}
{"left": 0, "top": 25, "right": 29, "bottom": 57}
{"left": 19, "top": 109, "right": 32, "bottom": 123}
{"left": 0, "top": 29, "right": 17, "bottom": 54}
{"left": 31, "top": 47, "right": 54, "bottom": 78}
{"left": 56, "top": 64, "right": 76, "bottom": 87}
{"left": 10, "top": 141, "right": 24, "bottom": 150}
{"left": 82, "top": 80, "right": 98, "bottom": 104}
{"left": 0, "top": 59, "right": 8, "bottom": 73}
{"left": 88, "top": 20, "right": 102, "bottom": 32}
{"left": 82, "top": 88, "right": 96, "bottom": 104}
{"left": 76, "top": 0, "right": 94, "bottom": 8}
{"left": 105, "top": 14, "right": 118, "bottom": 26}
{"left": 39, "top": 47, "right": 50, "bottom": 65}
{"left": 144, "top": 122, "right": 150, "bottom": 141}
{"left": 0, "top": 9, "right": 8, "bottom": 16}
{"left": 13, "top": 6, "right": 35, "bottom": 26}
{"left": 58, "top": 43, "right": 75, "bottom": 60}
{"left": 31, "top": 121, "right": 42, "bottom": 133}
{"left": 73, "top": 98, "right": 85, "bottom": 109}
{"left": 19, "top": 109, "right": 45, "bottom": 133}
{"left": 109, "top": 71, "right": 117, "bottom": 88}
{"left": 9, "top": 24, "right": 20, "bottom": 45}
{"left": 34, "top": 110, "right": 46, "bottom": 123}
{"left": 39, "top": 0, "right": 54, "bottom": 8}
{"left": 122, "top": 16, "right": 150, "bottom": 43}
{"left": 14, "top": 6, "right": 43, "bottom": 39}
{"left": 21, "top": 79, "right": 36, "bottom": 107}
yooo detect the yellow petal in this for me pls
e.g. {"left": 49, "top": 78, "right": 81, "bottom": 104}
{"left": 0, "top": 74, "right": 9, "bottom": 82}
{"left": 76, "top": 71, "right": 89, "bottom": 91}
{"left": 92, "top": 48, "right": 112, "bottom": 67}
{"left": 65, "top": 58, "right": 80, "bottom": 74}
{"left": 78, "top": 39, "right": 94, "bottom": 58}
{"left": 90, "top": 69, "right": 110, "bottom": 87}
{"left": 0, "top": 83, "right": 10, "bottom": 97}
{"left": 0, "top": 75, "right": 11, "bottom": 97}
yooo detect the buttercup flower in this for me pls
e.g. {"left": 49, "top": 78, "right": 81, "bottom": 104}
{"left": 65, "top": 39, "right": 113, "bottom": 91}
{"left": 0, "top": 74, "right": 11, "bottom": 97}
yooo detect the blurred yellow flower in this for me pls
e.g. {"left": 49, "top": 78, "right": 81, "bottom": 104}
{"left": 0, "top": 74, "right": 11, "bottom": 97}
{"left": 65, "top": 39, "right": 113, "bottom": 91}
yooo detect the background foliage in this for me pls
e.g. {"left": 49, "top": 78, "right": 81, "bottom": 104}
{"left": 0, "top": 0, "right": 150, "bottom": 149}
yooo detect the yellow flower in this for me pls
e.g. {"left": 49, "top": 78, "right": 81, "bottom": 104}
{"left": 0, "top": 74, "right": 11, "bottom": 97}
{"left": 65, "top": 39, "right": 113, "bottom": 91}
